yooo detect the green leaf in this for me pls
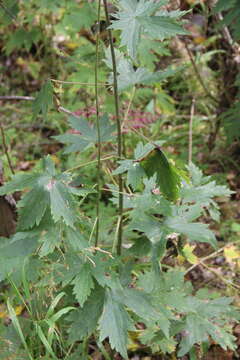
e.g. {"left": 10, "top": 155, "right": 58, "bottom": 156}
{"left": 165, "top": 216, "right": 217, "bottom": 248}
{"left": 99, "top": 289, "right": 134, "bottom": 359}
{"left": 138, "top": 38, "right": 170, "bottom": 70}
{"left": 212, "top": 0, "right": 236, "bottom": 14}
{"left": 62, "top": 2, "right": 96, "bottom": 31}
{"left": 72, "top": 263, "right": 95, "bottom": 307}
{"left": 65, "top": 227, "right": 89, "bottom": 251}
{"left": 178, "top": 313, "right": 237, "bottom": 356}
{"left": 127, "top": 163, "right": 145, "bottom": 190}
{"left": 105, "top": 48, "right": 180, "bottom": 91}
{"left": 67, "top": 285, "right": 105, "bottom": 343}
{"left": 17, "top": 186, "right": 49, "bottom": 230}
{"left": 0, "top": 156, "right": 89, "bottom": 229}
{"left": 141, "top": 148, "right": 182, "bottom": 201}
{"left": 54, "top": 114, "right": 116, "bottom": 154}
{"left": 54, "top": 133, "right": 89, "bottom": 154}
{"left": 32, "top": 80, "right": 53, "bottom": 121}
{"left": 111, "top": 0, "right": 187, "bottom": 59}
{"left": 49, "top": 181, "right": 76, "bottom": 228}
{"left": 39, "top": 223, "right": 62, "bottom": 257}
{"left": 0, "top": 0, "right": 19, "bottom": 26}
{"left": 0, "top": 173, "right": 40, "bottom": 195}
{"left": 5, "top": 28, "right": 41, "bottom": 55}
{"left": 123, "top": 288, "right": 170, "bottom": 336}
{"left": 0, "top": 232, "right": 39, "bottom": 281}
{"left": 138, "top": 16, "right": 187, "bottom": 40}
{"left": 130, "top": 214, "right": 163, "bottom": 244}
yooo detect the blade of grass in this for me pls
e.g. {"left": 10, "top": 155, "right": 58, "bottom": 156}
{"left": 35, "top": 323, "right": 58, "bottom": 360}
{"left": 7, "top": 299, "right": 34, "bottom": 360}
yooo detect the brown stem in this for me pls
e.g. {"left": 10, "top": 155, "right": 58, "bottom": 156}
{"left": 0, "top": 123, "right": 15, "bottom": 175}
{"left": 103, "top": 0, "right": 123, "bottom": 255}
{"left": 188, "top": 98, "right": 195, "bottom": 165}
{"left": 95, "top": 0, "right": 102, "bottom": 248}
{"left": 185, "top": 43, "right": 218, "bottom": 104}
{"left": 0, "top": 96, "right": 81, "bottom": 118}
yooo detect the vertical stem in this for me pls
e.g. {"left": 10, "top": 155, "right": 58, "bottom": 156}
{"left": 95, "top": 0, "right": 102, "bottom": 247}
{"left": 188, "top": 98, "right": 195, "bottom": 165}
{"left": 0, "top": 123, "right": 15, "bottom": 175}
{"left": 185, "top": 43, "right": 218, "bottom": 104}
{"left": 103, "top": 0, "right": 123, "bottom": 255}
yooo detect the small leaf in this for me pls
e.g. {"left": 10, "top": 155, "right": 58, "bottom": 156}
{"left": 72, "top": 263, "right": 95, "bottom": 307}
{"left": 32, "top": 80, "right": 53, "bottom": 120}
{"left": 0, "top": 173, "right": 40, "bottom": 195}
{"left": 17, "top": 186, "right": 49, "bottom": 230}
{"left": 48, "top": 181, "right": 76, "bottom": 228}
{"left": 181, "top": 244, "right": 198, "bottom": 265}
{"left": 141, "top": 148, "right": 181, "bottom": 201}
{"left": 165, "top": 216, "right": 217, "bottom": 248}
{"left": 67, "top": 285, "right": 105, "bottom": 343}
{"left": 224, "top": 245, "right": 240, "bottom": 264}
{"left": 54, "top": 114, "right": 115, "bottom": 153}
{"left": 110, "top": 0, "right": 186, "bottom": 59}
{"left": 99, "top": 289, "right": 134, "bottom": 358}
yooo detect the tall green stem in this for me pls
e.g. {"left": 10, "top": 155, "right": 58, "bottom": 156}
{"left": 103, "top": 0, "right": 123, "bottom": 255}
{"left": 95, "top": 0, "right": 102, "bottom": 247}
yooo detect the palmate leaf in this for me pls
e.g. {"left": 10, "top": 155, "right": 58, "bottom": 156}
{"left": 0, "top": 231, "right": 39, "bottom": 281}
{"left": 141, "top": 147, "right": 182, "bottom": 202}
{"left": 99, "top": 289, "right": 135, "bottom": 359}
{"left": 0, "top": 156, "right": 94, "bottom": 229}
{"left": 178, "top": 313, "right": 237, "bottom": 356}
{"left": 67, "top": 285, "right": 105, "bottom": 343}
{"left": 17, "top": 186, "right": 49, "bottom": 229}
{"left": 212, "top": 0, "right": 236, "bottom": 13}
{"left": 71, "top": 263, "right": 95, "bottom": 307}
{"left": 39, "top": 221, "right": 62, "bottom": 257}
{"left": 105, "top": 47, "right": 180, "bottom": 91}
{"left": 110, "top": 0, "right": 187, "bottom": 59}
{"left": 54, "top": 114, "right": 116, "bottom": 153}
{"left": 32, "top": 79, "right": 53, "bottom": 120}
{"left": 165, "top": 216, "right": 217, "bottom": 248}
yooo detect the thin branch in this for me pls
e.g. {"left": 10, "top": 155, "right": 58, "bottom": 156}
{"left": 0, "top": 123, "right": 15, "bottom": 174}
{"left": 0, "top": 95, "right": 81, "bottom": 118}
{"left": 65, "top": 155, "right": 115, "bottom": 173}
{"left": 121, "top": 86, "right": 136, "bottom": 131}
{"left": 188, "top": 98, "right": 195, "bottom": 165}
{"left": 215, "top": 12, "right": 234, "bottom": 47}
{"left": 95, "top": 0, "right": 102, "bottom": 248}
{"left": 0, "top": 96, "right": 35, "bottom": 101}
{"left": 103, "top": 0, "right": 123, "bottom": 256}
{"left": 185, "top": 43, "right": 218, "bottom": 104}
{"left": 201, "top": 262, "right": 240, "bottom": 290}
{"left": 185, "top": 246, "right": 224, "bottom": 275}
{"left": 50, "top": 78, "right": 105, "bottom": 86}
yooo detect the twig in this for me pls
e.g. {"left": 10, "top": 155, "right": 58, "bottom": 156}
{"left": 50, "top": 78, "right": 105, "bottom": 86}
{"left": 95, "top": 0, "right": 102, "bottom": 248}
{"left": 185, "top": 43, "right": 218, "bottom": 104}
{"left": 121, "top": 87, "right": 136, "bottom": 131}
{"left": 185, "top": 241, "right": 238, "bottom": 276}
{"left": 185, "top": 246, "right": 224, "bottom": 275}
{"left": 103, "top": 0, "right": 123, "bottom": 256}
{"left": 0, "top": 95, "right": 81, "bottom": 118}
{"left": 188, "top": 98, "right": 195, "bottom": 165}
{"left": 65, "top": 155, "right": 115, "bottom": 173}
{"left": 216, "top": 13, "right": 234, "bottom": 47}
{"left": 201, "top": 262, "right": 240, "bottom": 290}
{"left": 0, "top": 96, "right": 34, "bottom": 101}
{"left": 0, "top": 123, "right": 15, "bottom": 175}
